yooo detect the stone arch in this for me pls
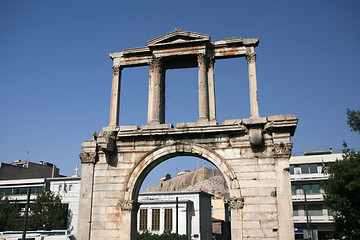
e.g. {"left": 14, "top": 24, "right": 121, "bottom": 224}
{"left": 123, "top": 143, "right": 241, "bottom": 201}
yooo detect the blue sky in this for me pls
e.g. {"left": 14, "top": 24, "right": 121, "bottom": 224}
{"left": 1, "top": 1, "right": 359, "bottom": 189}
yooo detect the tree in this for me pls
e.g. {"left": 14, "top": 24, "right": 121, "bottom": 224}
{"left": 0, "top": 196, "right": 21, "bottom": 231}
{"left": 322, "top": 109, "right": 360, "bottom": 239}
{"left": 347, "top": 109, "right": 360, "bottom": 134}
{"left": 27, "top": 190, "right": 68, "bottom": 230}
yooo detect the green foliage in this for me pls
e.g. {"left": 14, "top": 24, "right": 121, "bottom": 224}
{"left": 347, "top": 109, "right": 360, "bottom": 134}
{"left": 323, "top": 149, "right": 360, "bottom": 239}
{"left": 0, "top": 190, "right": 67, "bottom": 231}
{"left": 137, "top": 230, "right": 186, "bottom": 240}
{"left": 0, "top": 196, "right": 22, "bottom": 231}
{"left": 322, "top": 109, "right": 360, "bottom": 239}
{"left": 27, "top": 190, "right": 68, "bottom": 231}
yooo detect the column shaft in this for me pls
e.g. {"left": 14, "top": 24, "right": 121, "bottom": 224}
{"left": 246, "top": 50, "right": 260, "bottom": 118}
{"left": 197, "top": 54, "right": 209, "bottom": 122}
{"left": 207, "top": 57, "right": 216, "bottom": 121}
{"left": 160, "top": 68, "right": 166, "bottom": 123}
{"left": 109, "top": 66, "right": 122, "bottom": 126}
{"left": 147, "top": 58, "right": 164, "bottom": 125}
{"left": 147, "top": 65, "right": 154, "bottom": 123}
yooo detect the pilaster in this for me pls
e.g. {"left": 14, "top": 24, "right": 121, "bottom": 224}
{"left": 78, "top": 147, "right": 97, "bottom": 240}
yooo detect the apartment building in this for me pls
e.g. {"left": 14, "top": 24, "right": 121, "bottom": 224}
{"left": 290, "top": 150, "right": 342, "bottom": 240}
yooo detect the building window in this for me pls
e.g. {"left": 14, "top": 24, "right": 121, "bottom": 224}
{"left": 139, "top": 209, "right": 148, "bottom": 231}
{"left": 292, "top": 185, "right": 303, "bottom": 195}
{"left": 290, "top": 165, "right": 295, "bottom": 175}
{"left": 303, "top": 184, "right": 320, "bottom": 195}
{"left": 164, "top": 209, "right": 173, "bottom": 231}
{"left": 307, "top": 204, "right": 323, "bottom": 216}
{"left": 300, "top": 164, "right": 318, "bottom": 174}
{"left": 293, "top": 205, "right": 299, "bottom": 216}
{"left": 152, "top": 209, "right": 160, "bottom": 230}
{"left": 31, "top": 187, "right": 43, "bottom": 194}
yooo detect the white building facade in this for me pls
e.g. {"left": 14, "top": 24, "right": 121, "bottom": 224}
{"left": 49, "top": 177, "right": 81, "bottom": 237}
{"left": 290, "top": 150, "right": 342, "bottom": 240}
{"left": 0, "top": 178, "right": 46, "bottom": 205}
{"left": 0, "top": 176, "right": 81, "bottom": 238}
{"left": 137, "top": 191, "right": 212, "bottom": 240}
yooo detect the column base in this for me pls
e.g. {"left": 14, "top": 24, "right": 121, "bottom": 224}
{"left": 141, "top": 123, "right": 174, "bottom": 130}
{"left": 197, "top": 118, "right": 218, "bottom": 126}
{"left": 176, "top": 119, "right": 218, "bottom": 128}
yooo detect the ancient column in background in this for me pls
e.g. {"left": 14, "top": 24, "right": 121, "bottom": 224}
{"left": 246, "top": 49, "right": 260, "bottom": 118}
{"left": 109, "top": 65, "right": 122, "bottom": 126}
{"left": 160, "top": 66, "right": 166, "bottom": 124}
{"left": 207, "top": 57, "right": 216, "bottom": 122}
{"left": 148, "top": 57, "right": 164, "bottom": 125}
{"left": 197, "top": 53, "right": 209, "bottom": 122}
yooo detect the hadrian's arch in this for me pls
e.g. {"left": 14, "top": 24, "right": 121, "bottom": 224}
{"left": 78, "top": 28, "right": 298, "bottom": 240}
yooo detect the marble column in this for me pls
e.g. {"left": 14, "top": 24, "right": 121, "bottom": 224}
{"left": 109, "top": 65, "right": 122, "bottom": 126}
{"left": 207, "top": 57, "right": 216, "bottom": 121}
{"left": 160, "top": 67, "right": 166, "bottom": 124}
{"left": 197, "top": 53, "right": 209, "bottom": 122}
{"left": 147, "top": 57, "right": 164, "bottom": 125}
{"left": 246, "top": 49, "right": 260, "bottom": 118}
{"left": 78, "top": 152, "right": 97, "bottom": 240}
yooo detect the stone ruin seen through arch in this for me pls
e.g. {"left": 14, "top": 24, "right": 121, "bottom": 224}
{"left": 78, "top": 28, "right": 298, "bottom": 240}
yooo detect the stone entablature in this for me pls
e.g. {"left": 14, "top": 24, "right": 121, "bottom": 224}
{"left": 110, "top": 30, "right": 258, "bottom": 68}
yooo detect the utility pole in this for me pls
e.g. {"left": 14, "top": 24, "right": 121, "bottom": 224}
{"left": 176, "top": 197, "right": 178, "bottom": 240}
{"left": 22, "top": 187, "right": 31, "bottom": 240}
{"left": 25, "top": 150, "right": 29, "bottom": 161}
{"left": 304, "top": 189, "right": 312, "bottom": 240}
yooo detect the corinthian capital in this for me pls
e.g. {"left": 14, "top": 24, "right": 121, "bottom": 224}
{"left": 150, "top": 57, "right": 162, "bottom": 71}
{"left": 208, "top": 56, "right": 215, "bottom": 67}
{"left": 79, "top": 152, "right": 98, "bottom": 164}
{"left": 119, "top": 199, "right": 139, "bottom": 211}
{"left": 273, "top": 142, "right": 293, "bottom": 157}
{"left": 226, "top": 197, "right": 244, "bottom": 209}
{"left": 197, "top": 53, "right": 207, "bottom": 64}
{"left": 112, "top": 65, "right": 121, "bottom": 75}
{"left": 246, "top": 52, "right": 257, "bottom": 63}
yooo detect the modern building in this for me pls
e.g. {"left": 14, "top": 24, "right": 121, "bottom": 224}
{"left": 0, "top": 160, "right": 61, "bottom": 180}
{"left": 289, "top": 150, "right": 342, "bottom": 240}
{"left": 0, "top": 178, "right": 47, "bottom": 205}
{"left": 0, "top": 161, "right": 81, "bottom": 238}
{"left": 137, "top": 190, "right": 213, "bottom": 240}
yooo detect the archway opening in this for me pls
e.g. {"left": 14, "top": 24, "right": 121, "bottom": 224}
{"left": 133, "top": 154, "right": 232, "bottom": 240}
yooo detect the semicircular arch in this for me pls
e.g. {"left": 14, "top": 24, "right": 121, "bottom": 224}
{"left": 123, "top": 143, "right": 240, "bottom": 201}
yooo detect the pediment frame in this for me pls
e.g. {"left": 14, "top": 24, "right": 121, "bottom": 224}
{"left": 147, "top": 30, "right": 211, "bottom": 47}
